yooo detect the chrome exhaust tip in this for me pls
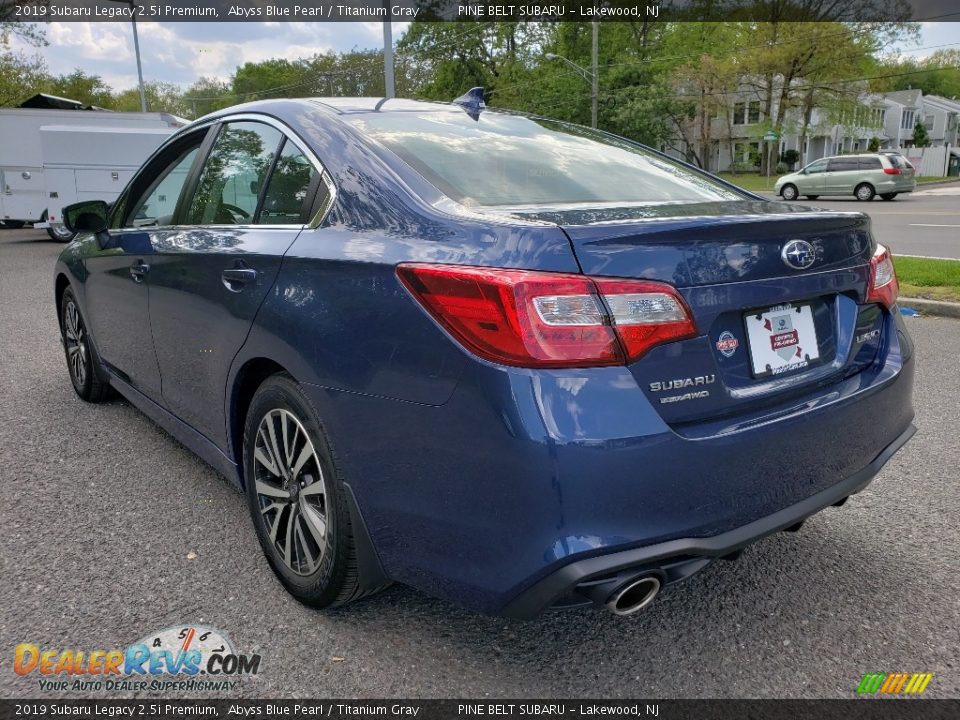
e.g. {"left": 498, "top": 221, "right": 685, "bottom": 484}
{"left": 606, "top": 576, "right": 661, "bottom": 616}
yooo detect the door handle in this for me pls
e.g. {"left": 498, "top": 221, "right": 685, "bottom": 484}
{"left": 130, "top": 259, "right": 150, "bottom": 282}
{"left": 221, "top": 266, "right": 258, "bottom": 292}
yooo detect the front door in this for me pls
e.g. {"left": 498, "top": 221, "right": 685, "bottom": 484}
{"left": 797, "top": 158, "right": 828, "bottom": 195}
{"left": 84, "top": 132, "right": 209, "bottom": 398}
{"left": 147, "top": 119, "right": 322, "bottom": 445}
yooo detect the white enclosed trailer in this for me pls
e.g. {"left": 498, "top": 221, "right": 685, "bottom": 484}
{"left": 40, "top": 125, "right": 176, "bottom": 239}
{"left": 0, "top": 108, "right": 182, "bottom": 237}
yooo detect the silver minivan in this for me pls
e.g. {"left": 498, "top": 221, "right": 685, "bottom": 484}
{"left": 775, "top": 153, "right": 916, "bottom": 201}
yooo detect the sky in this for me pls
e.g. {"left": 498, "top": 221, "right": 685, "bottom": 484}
{"left": 9, "top": 21, "right": 958, "bottom": 94}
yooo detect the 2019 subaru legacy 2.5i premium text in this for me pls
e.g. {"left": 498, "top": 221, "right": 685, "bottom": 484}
{"left": 54, "top": 93, "right": 915, "bottom": 617}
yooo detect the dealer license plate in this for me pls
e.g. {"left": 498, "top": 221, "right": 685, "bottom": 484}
{"left": 744, "top": 303, "right": 821, "bottom": 378}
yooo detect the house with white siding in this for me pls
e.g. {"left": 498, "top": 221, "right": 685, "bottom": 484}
{"left": 664, "top": 85, "right": 960, "bottom": 176}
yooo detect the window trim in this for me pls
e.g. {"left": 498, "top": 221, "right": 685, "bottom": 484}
{"left": 114, "top": 127, "right": 211, "bottom": 230}
{"left": 121, "top": 113, "right": 337, "bottom": 232}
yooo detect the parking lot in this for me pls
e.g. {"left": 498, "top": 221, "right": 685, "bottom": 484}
{"left": 1, "top": 225, "right": 958, "bottom": 699}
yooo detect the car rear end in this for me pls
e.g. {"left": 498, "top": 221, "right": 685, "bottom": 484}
{"left": 343, "top": 107, "right": 916, "bottom": 617}
{"left": 880, "top": 153, "right": 917, "bottom": 193}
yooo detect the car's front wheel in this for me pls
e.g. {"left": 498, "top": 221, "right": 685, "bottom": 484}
{"left": 780, "top": 184, "right": 798, "bottom": 200}
{"left": 244, "top": 374, "right": 366, "bottom": 608}
{"left": 855, "top": 183, "right": 876, "bottom": 201}
{"left": 60, "top": 287, "right": 110, "bottom": 402}
{"left": 880, "top": 193, "right": 899, "bottom": 201}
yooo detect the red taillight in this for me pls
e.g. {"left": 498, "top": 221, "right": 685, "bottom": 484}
{"left": 867, "top": 244, "right": 899, "bottom": 310}
{"left": 396, "top": 264, "right": 697, "bottom": 368}
{"left": 883, "top": 167, "right": 901, "bottom": 175}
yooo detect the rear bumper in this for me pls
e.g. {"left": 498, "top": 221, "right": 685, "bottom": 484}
{"left": 501, "top": 422, "right": 915, "bottom": 619}
{"left": 304, "top": 309, "right": 915, "bottom": 616}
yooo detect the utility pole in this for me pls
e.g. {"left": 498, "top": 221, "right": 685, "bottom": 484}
{"left": 383, "top": 20, "right": 395, "bottom": 99}
{"left": 131, "top": 6, "right": 146, "bottom": 111}
{"left": 591, "top": 21, "right": 598, "bottom": 130}
{"left": 108, "top": 0, "right": 147, "bottom": 111}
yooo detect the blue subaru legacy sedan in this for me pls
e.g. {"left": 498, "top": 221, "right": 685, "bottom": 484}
{"left": 54, "top": 94, "right": 915, "bottom": 617}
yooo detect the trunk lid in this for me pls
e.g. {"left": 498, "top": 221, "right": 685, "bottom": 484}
{"left": 506, "top": 200, "right": 884, "bottom": 424}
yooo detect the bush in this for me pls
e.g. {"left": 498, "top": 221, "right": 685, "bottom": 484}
{"left": 749, "top": 151, "right": 762, "bottom": 168}
{"left": 775, "top": 162, "right": 788, "bottom": 174}
{"left": 868, "top": 137, "right": 881, "bottom": 153}
{"left": 781, "top": 149, "right": 800, "bottom": 169}
{"left": 730, "top": 162, "right": 755, "bottom": 174}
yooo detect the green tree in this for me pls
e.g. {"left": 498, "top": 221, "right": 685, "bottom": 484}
{"left": 912, "top": 119, "right": 930, "bottom": 148}
{"left": 112, "top": 81, "right": 186, "bottom": 115}
{"left": 0, "top": 48, "right": 46, "bottom": 106}
{"left": 868, "top": 137, "right": 881, "bottom": 152}
{"left": 182, "top": 77, "right": 235, "bottom": 119}
{"left": 43, "top": 69, "right": 113, "bottom": 107}
{"left": 232, "top": 58, "right": 306, "bottom": 100}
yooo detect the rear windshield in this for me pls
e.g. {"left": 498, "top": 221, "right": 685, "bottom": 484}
{"left": 349, "top": 111, "right": 744, "bottom": 208}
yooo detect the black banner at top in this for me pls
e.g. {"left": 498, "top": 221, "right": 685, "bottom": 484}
{"left": 1, "top": 700, "right": 960, "bottom": 720}
{"left": 2, "top": 0, "right": 959, "bottom": 22}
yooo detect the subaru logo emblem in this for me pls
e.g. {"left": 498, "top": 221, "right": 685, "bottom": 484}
{"left": 782, "top": 239, "right": 816, "bottom": 270}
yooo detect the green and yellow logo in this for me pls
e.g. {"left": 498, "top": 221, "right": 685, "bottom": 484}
{"left": 857, "top": 672, "right": 933, "bottom": 695}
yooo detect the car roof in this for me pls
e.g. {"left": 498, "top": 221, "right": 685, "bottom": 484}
{"left": 306, "top": 97, "right": 460, "bottom": 115}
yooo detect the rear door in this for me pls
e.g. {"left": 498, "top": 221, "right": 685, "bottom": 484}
{"left": 146, "top": 116, "right": 325, "bottom": 445}
{"left": 825, "top": 156, "right": 860, "bottom": 194}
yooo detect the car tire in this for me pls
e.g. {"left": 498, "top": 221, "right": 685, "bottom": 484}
{"left": 855, "top": 183, "right": 876, "bottom": 201}
{"left": 244, "top": 374, "right": 367, "bottom": 609}
{"left": 880, "top": 193, "right": 898, "bottom": 201}
{"left": 780, "top": 184, "right": 798, "bottom": 200}
{"left": 805, "top": 195, "right": 820, "bottom": 200}
{"left": 60, "top": 287, "right": 111, "bottom": 402}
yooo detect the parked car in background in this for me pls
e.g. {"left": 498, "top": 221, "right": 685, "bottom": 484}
{"left": 53, "top": 96, "right": 915, "bottom": 618}
{"left": 775, "top": 153, "right": 916, "bottom": 201}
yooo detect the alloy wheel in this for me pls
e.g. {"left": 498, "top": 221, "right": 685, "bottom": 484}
{"left": 64, "top": 300, "right": 87, "bottom": 388}
{"left": 253, "top": 408, "right": 328, "bottom": 576}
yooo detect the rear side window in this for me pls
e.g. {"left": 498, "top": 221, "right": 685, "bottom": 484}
{"left": 859, "top": 157, "right": 882, "bottom": 170}
{"left": 350, "top": 112, "right": 744, "bottom": 208}
{"left": 827, "top": 157, "right": 859, "bottom": 172}
{"left": 258, "top": 139, "right": 318, "bottom": 224}
{"left": 888, "top": 155, "right": 905, "bottom": 169}
{"left": 186, "top": 121, "right": 283, "bottom": 225}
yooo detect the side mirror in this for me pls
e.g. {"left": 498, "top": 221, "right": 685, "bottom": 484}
{"left": 63, "top": 200, "right": 109, "bottom": 234}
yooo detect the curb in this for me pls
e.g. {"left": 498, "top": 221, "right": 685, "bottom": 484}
{"left": 899, "top": 297, "right": 960, "bottom": 319}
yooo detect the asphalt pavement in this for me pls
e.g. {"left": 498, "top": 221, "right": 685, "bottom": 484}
{"left": 760, "top": 183, "right": 960, "bottom": 260}
{"left": 1, "top": 228, "right": 958, "bottom": 699}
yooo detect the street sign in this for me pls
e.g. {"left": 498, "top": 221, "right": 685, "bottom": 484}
{"left": 763, "top": 131, "right": 779, "bottom": 142}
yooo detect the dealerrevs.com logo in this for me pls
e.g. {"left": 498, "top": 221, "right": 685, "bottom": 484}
{"left": 14, "top": 626, "right": 262, "bottom": 692}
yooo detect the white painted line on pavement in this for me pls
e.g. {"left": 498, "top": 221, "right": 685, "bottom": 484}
{"left": 908, "top": 223, "right": 960, "bottom": 227}
{"left": 896, "top": 254, "right": 960, "bottom": 261}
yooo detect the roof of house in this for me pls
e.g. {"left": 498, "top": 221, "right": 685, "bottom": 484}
{"left": 924, "top": 94, "right": 960, "bottom": 112}
{"left": 884, "top": 89, "right": 923, "bottom": 108}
